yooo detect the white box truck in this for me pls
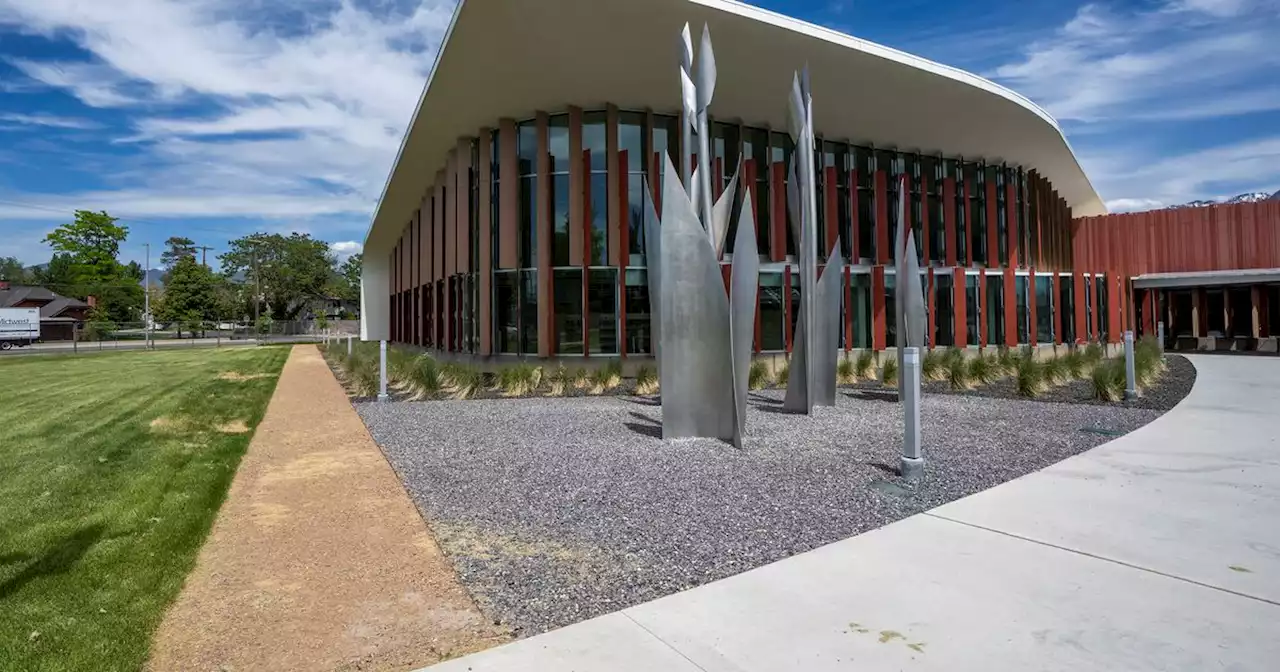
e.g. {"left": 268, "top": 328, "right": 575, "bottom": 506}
{"left": 0, "top": 308, "right": 40, "bottom": 350}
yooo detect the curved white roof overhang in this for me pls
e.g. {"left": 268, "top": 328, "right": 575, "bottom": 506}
{"left": 364, "top": 0, "right": 1105, "bottom": 254}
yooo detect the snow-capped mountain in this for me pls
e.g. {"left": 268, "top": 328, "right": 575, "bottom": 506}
{"left": 1174, "top": 191, "right": 1275, "bottom": 208}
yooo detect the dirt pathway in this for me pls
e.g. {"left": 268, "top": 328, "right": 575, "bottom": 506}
{"left": 149, "top": 345, "right": 507, "bottom": 671}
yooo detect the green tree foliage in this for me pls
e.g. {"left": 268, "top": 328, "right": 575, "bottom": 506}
{"left": 42, "top": 210, "right": 143, "bottom": 323}
{"left": 0, "top": 256, "right": 32, "bottom": 283}
{"left": 335, "top": 253, "right": 362, "bottom": 302}
{"left": 155, "top": 256, "right": 219, "bottom": 336}
{"left": 219, "top": 233, "right": 335, "bottom": 320}
{"left": 160, "top": 236, "right": 198, "bottom": 270}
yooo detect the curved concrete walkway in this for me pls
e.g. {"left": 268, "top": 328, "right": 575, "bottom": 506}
{"left": 426, "top": 354, "right": 1280, "bottom": 671}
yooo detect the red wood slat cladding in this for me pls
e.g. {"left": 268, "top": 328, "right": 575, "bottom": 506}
{"left": 1005, "top": 181, "right": 1018, "bottom": 268}
{"left": 875, "top": 170, "right": 889, "bottom": 265}
{"left": 1003, "top": 266, "right": 1016, "bottom": 347}
{"left": 985, "top": 180, "right": 998, "bottom": 269}
{"left": 1074, "top": 201, "right": 1280, "bottom": 274}
{"left": 849, "top": 170, "right": 860, "bottom": 261}
{"left": 771, "top": 162, "right": 787, "bottom": 261}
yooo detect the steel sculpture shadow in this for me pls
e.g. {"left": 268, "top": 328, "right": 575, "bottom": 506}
{"left": 783, "top": 69, "right": 844, "bottom": 414}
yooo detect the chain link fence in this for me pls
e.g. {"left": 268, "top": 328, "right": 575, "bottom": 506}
{"left": 0, "top": 319, "right": 360, "bottom": 356}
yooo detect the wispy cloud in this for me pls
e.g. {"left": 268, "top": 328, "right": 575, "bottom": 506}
{"left": 0, "top": 0, "right": 455, "bottom": 229}
{"left": 0, "top": 112, "right": 100, "bottom": 130}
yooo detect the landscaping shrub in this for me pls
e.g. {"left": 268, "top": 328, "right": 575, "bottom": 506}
{"left": 881, "top": 356, "right": 899, "bottom": 388}
{"left": 1083, "top": 342, "right": 1105, "bottom": 363}
{"left": 498, "top": 363, "right": 541, "bottom": 397}
{"left": 442, "top": 363, "right": 482, "bottom": 400}
{"left": 995, "top": 347, "right": 1020, "bottom": 376}
{"left": 387, "top": 346, "right": 419, "bottom": 389}
{"left": 1091, "top": 358, "right": 1126, "bottom": 401}
{"left": 1134, "top": 337, "right": 1167, "bottom": 389}
{"left": 405, "top": 355, "right": 444, "bottom": 400}
{"left": 836, "top": 356, "right": 856, "bottom": 385}
{"left": 591, "top": 360, "right": 622, "bottom": 395}
{"left": 855, "top": 350, "right": 876, "bottom": 380}
{"left": 1015, "top": 357, "right": 1048, "bottom": 398}
{"left": 775, "top": 360, "right": 790, "bottom": 387}
{"left": 571, "top": 367, "right": 591, "bottom": 391}
{"left": 921, "top": 350, "right": 947, "bottom": 382}
{"left": 1042, "top": 355, "right": 1070, "bottom": 386}
{"left": 346, "top": 351, "right": 379, "bottom": 397}
{"left": 547, "top": 365, "right": 569, "bottom": 397}
{"left": 635, "top": 364, "right": 659, "bottom": 395}
{"left": 748, "top": 360, "right": 771, "bottom": 390}
{"left": 968, "top": 352, "right": 1000, "bottom": 386}
{"left": 1061, "top": 350, "right": 1087, "bottom": 379}
{"left": 945, "top": 350, "right": 972, "bottom": 391}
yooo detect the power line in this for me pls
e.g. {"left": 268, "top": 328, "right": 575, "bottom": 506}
{"left": 0, "top": 197, "right": 273, "bottom": 236}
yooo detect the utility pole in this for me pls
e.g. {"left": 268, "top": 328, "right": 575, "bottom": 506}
{"left": 144, "top": 243, "right": 152, "bottom": 350}
{"left": 252, "top": 246, "right": 260, "bottom": 327}
{"left": 197, "top": 246, "right": 214, "bottom": 268}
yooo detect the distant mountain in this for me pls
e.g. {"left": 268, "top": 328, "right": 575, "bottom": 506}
{"left": 142, "top": 269, "right": 165, "bottom": 288}
{"left": 1174, "top": 191, "right": 1275, "bottom": 209}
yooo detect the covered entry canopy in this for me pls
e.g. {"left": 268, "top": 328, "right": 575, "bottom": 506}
{"left": 1133, "top": 269, "right": 1280, "bottom": 290}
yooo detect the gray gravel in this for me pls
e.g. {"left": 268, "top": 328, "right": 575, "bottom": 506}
{"left": 357, "top": 391, "right": 1166, "bottom": 637}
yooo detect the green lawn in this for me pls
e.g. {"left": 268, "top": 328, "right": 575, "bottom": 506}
{"left": 0, "top": 347, "right": 290, "bottom": 671}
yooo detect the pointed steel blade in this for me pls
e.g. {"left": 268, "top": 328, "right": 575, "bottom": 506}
{"left": 696, "top": 23, "right": 717, "bottom": 112}
{"left": 679, "top": 23, "right": 693, "bottom": 74}
{"left": 710, "top": 158, "right": 741, "bottom": 258}
{"left": 680, "top": 67, "right": 697, "bottom": 129}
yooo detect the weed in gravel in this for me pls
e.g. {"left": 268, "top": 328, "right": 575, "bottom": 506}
{"left": 855, "top": 350, "right": 876, "bottom": 380}
{"left": 1091, "top": 358, "right": 1126, "bottom": 401}
{"left": 1015, "top": 357, "right": 1048, "bottom": 398}
{"left": 749, "top": 360, "right": 772, "bottom": 390}
{"left": 837, "top": 356, "right": 856, "bottom": 385}
{"left": 881, "top": 356, "right": 899, "bottom": 388}
{"left": 634, "top": 364, "right": 659, "bottom": 396}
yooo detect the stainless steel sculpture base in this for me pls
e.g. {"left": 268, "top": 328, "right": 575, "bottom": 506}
{"left": 784, "top": 240, "right": 843, "bottom": 412}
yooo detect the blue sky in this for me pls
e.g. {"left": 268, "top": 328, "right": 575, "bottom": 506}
{"left": 1, "top": 0, "right": 1278, "bottom": 269}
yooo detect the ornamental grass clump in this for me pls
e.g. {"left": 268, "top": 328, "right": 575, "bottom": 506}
{"left": 571, "top": 367, "right": 591, "bottom": 391}
{"left": 405, "top": 355, "right": 444, "bottom": 400}
{"left": 945, "top": 350, "right": 972, "bottom": 391}
{"left": 634, "top": 364, "right": 659, "bottom": 395}
{"left": 995, "top": 347, "right": 1020, "bottom": 377}
{"left": 748, "top": 360, "right": 771, "bottom": 390}
{"left": 1091, "top": 358, "right": 1126, "bottom": 402}
{"left": 855, "top": 350, "right": 876, "bottom": 380}
{"left": 1061, "top": 349, "right": 1088, "bottom": 380}
{"left": 881, "top": 356, "right": 899, "bottom": 388}
{"left": 442, "top": 363, "right": 482, "bottom": 400}
{"left": 836, "top": 356, "right": 856, "bottom": 385}
{"left": 1083, "top": 342, "right": 1105, "bottom": 364}
{"left": 497, "top": 363, "right": 541, "bottom": 397}
{"left": 1015, "top": 356, "right": 1048, "bottom": 398}
{"left": 775, "top": 360, "right": 790, "bottom": 388}
{"left": 590, "top": 360, "right": 622, "bottom": 395}
{"left": 921, "top": 350, "right": 947, "bottom": 382}
{"left": 968, "top": 352, "right": 1001, "bottom": 386}
{"left": 1042, "top": 354, "right": 1071, "bottom": 387}
{"left": 1134, "top": 336, "right": 1167, "bottom": 389}
{"left": 547, "top": 365, "right": 569, "bottom": 397}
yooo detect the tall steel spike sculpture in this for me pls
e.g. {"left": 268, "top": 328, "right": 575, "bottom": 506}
{"left": 894, "top": 175, "right": 928, "bottom": 393}
{"left": 641, "top": 23, "right": 758, "bottom": 447}
{"left": 783, "top": 68, "right": 844, "bottom": 413}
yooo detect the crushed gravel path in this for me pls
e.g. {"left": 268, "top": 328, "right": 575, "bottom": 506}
{"left": 358, "top": 387, "right": 1173, "bottom": 638}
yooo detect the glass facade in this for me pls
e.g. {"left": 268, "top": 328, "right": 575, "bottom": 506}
{"left": 389, "top": 107, "right": 1088, "bottom": 359}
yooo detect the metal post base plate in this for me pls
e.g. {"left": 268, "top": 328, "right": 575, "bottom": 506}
{"left": 900, "top": 456, "right": 924, "bottom": 482}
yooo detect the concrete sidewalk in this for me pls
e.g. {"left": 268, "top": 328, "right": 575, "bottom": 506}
{"left": 426, "top": 354, "right": 1280, "bottom": 671}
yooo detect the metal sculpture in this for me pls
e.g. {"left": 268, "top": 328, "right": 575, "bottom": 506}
{"left": 894, "top": 176, "right": 928, "bottom": 393}
{"left": 783, "top": 69, "right": 844, "bottom": 413}
{"left": 642, "top": 23, "right": 758, "bottom": 447}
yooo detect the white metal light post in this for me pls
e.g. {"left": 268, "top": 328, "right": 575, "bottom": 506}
{"left": 378, "top": 339, "right": 389, "bottom": 401}
{"left": 144, "top": 243, "right": 152, "bottom": 351}
{"left": 347, "top": 335, "right": 353, "bottom": 356}
{"left": 901, "top": 347, "right": 924, "bottom": 481}
{"left": 1124, "top": 330, "right": 1138, "bottom": 400}
{"left": 1157, "top": 321, "right": 1166, "bottom": 353}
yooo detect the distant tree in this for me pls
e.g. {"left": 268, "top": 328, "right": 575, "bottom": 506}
{"left": 33, "top": 254, "right": 80, "bottom": 296}
{"left": 0, "top": 256, "right": 31, "bottom": 283}
{"left": 219, "top": 233, "right": 335, "bottom": 320}
{"left": 160, "top": 236, "right": 198, "bottom": 271}
{"left": 155, "top": 255, "right": 218, "bottom": 337}
{"left": 42, "top": 210, "right": 143, "bottom": 323}
{"left": 335, "top": 253, "right": 362, "bottom": 303}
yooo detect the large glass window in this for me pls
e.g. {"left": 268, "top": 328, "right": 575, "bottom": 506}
{"left": 951, "top": 159, "right": 967, "bottom": 265}
{"left": 759, "top": 272, "right": 785, "bottom": 351}
{"left": 855, "top": 146, "right": 874, "bottom": 261}
{"left": 624, "top": 269, "right": 651, "bottom": 354}
{"left": 789, "top": 268, "right": 802, "bottom": 348}
{"left": 518, "top": 121, "right": 538, "bottom": 269}
{"left": 1059, "top": 275, "right": 1075, "bottom": 344}
{"left": 885, "top": 272, "right": 897, "bottom": 348}
{"left": 584, "top": 112, "right": 608, "bottom": 265}
{"left": 968, "top": 163, "right": 986, "bottom": 265}
{"left": 552, "top": 174, "right": 571, "bottom": 266}
{"left": 553, "top": 269, "right": 582, "bottom": 354}
{"left": 825, "top": 141, "right": 852, "bottom": 261}
{"left": 935, "top": 273, "right": 954, "bottom": 347}
{"left": 1035, "top": 274, "right": 1053, "bottom": 343}
{"left": 745, "top": 127, "right": 771, "bottom": 255}
{"left": 986, "top": 273, "right": 1004, "bottom": 345}
{"left": 966, "top": 274, "right": 980, "bottom": 346}
{"left": 588, "top": 268, "right": 618, "bottom": 354}
{"left": 1097, "top": 276, "right": 1109, "bottom": 342}
{"left": 491, "top": 129, "right": 502, "bottom": 267}
{"left": 520, "top": 269, "right": 538, "bottom": 354}
{"left": 927, "top": 156, "right": 944, "bottom": 265}
{"left": 877, "top": 149, "right": 900, "bottom": 262}
{"left": 1015, "top": 274, "right": 1030, "bottom": 345}
{"left": 850, "top": 271, "right": 871, "bottom": 349}
{"left": 774, "top": 134, "right": 796, "bottom": 257}
{"left": 621, "top": 112, "right": 648, "bottom": 262}
{"left": 994, "top": 166, "right": 1008, "bottom": 265}
{"left": 1084, "top": 277, "right": 1093, "bottom": 341}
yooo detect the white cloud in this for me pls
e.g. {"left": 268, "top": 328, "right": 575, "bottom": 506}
{"left": 0, "top": 112, "right": 100, "bottom": 130}
{"left": 991, "top": 0, "right": 1280, "bottom": 124}
{"left": 330, "top": 240, "right": 362, "bottom": 262}
{"left": 1104, "top": 198, "right": 1166, "bottom": 213}
{"left": 0, "top": 0, "right": 456, "bottom": 231}
{"left": 1081, "top": 135, "right": 1280, "bottom": 210}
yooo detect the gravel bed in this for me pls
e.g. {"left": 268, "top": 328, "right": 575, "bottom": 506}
{"left": 357, "top": 386, "right": 1175, "bottom": 637}
{"left": 914, "top": 354, "right": 1196, "bottom": 411}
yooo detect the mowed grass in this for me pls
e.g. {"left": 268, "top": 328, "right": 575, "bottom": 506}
{"left": 0, "top": 347, "right": 290, "bottom": 672}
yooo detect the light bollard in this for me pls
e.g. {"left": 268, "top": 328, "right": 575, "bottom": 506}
{"left": 1157, "top": 321, "right": 1166, "bottom": 353}
{"left": 378, "top": 339, "right": 389, "bottom": 402}
{"left": 347, "top": 335, "right": 353, "bottom": 356}
{"left": 1124, "top": 331, "right": 1138, "bottom": 400}
{"left": 900, "top": 346, "right": 924, "bottom": 482}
